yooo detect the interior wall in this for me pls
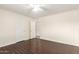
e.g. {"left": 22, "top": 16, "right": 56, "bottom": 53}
{"left": 0, "top": 9, "right": 32, "bottom": 47}
{"left": 38, "top": 9, "right": 79, "bottom": 47}
{"left": 30, "top": 20, "right": 36, "bottom": 38}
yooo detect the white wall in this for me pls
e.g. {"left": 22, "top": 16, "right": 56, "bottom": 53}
{"left": 30, "top": 20, "right": 36, "bottom": 38}
{"left": 38, "top": 9, "right": 79, "bottom": 47}
{"left": 0, "top": 9, "right": 32, "bottom": 47}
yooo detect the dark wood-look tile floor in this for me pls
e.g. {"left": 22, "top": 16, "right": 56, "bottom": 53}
{"left": 0, "top": 38, "right": 79, "bottom": 54}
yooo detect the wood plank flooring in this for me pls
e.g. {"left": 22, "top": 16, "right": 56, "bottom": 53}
{"left": 0, "top": 38, "right": 79, "bottom": 54}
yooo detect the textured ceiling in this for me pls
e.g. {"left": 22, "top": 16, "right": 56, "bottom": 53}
{"left": 0, "top": 4, "right": 79, "bottom": 19}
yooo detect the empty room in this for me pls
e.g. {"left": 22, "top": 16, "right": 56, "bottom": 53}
{"left": 0, "top": 4, "right": 79, "bottom": 54}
